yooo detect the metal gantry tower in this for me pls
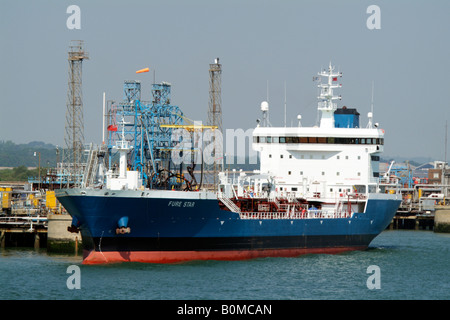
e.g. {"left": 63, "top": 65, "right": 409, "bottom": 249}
{"left": 206, "top": 58, "right": 223, "bottom": 189}
{"left": 64, "top": 40, "right": 89, "bottom": 185}
{"left": 106, "top": 80, "right": 185, "bottom": 189}
{"left": 208, "top": 58, "right": 223, "bottom": 133}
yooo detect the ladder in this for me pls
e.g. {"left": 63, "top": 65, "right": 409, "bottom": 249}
{"left": 82, "top": 144, "right": 98, "bottom": 187}
{"left": 218, "top": 196, "right": 241, "bottom": 213}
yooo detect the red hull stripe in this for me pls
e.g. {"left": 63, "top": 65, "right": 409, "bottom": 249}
{"left": 82, "top": 247, "right": 367, "bottom": 264}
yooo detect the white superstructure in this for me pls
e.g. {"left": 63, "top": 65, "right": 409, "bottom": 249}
{"left": 252, "top": 63, "right": 384, "bottom": 201}
{"left": 106, "top": 118, "right": 142, "bottom": 190}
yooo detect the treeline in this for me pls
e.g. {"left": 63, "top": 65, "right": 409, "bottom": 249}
{"left": 0, "top": 166, "right": 47, "bottom": 182}
{"left": 0, "top": 140, "right": 58, "bottom": 168}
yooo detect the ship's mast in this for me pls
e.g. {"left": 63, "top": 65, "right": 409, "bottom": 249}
{"left": 317, "top": 62, "right": 342, "bottom": 128}
{"left": 114, "top": 117, "right": 132, "bottom": 179}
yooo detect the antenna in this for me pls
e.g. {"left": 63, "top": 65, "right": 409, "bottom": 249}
{"left": 367, "top": 81, "right": 375, "bottom": 128}
{"left": 102, "top": 92, "right": 106, "bottom": 144}
{"left": 371, "top": 81, "right": 374, "bottom": 115}
{"left": 261, "top": 101, "right": 270, "bottom": 127}
{"left": 284, "top": 81, "right": 287, "bottom": 127}
{"left": 368, "top": 82, "right": 373, "bottom": 128}
{"left": 445, "top": 120, "right": 448, "bottom": 164}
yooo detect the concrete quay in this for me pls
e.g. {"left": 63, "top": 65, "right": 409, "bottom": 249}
{"left": 434, "top": 206, "right": 450, "bottom": 233}
{"left": 0, "top": 213, "right": 82, "bottom": 254}
{"left": 389, "top": 214, "right": 435, "bottom": 231}
{"left": 47, "top": 213, "right": 81, "bottom": 253}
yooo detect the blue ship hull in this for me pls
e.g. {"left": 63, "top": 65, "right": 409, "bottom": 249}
{"left": 56, "top": 189, "right": 400, "bottom": 264}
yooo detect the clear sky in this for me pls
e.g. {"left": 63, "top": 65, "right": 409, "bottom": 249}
{"left": 0, "top": 0, "right": 449, "bottom": 161}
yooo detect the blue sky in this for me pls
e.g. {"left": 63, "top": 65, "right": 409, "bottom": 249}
{"left": 0, "top": 0, "right": 449, "bottom": 160}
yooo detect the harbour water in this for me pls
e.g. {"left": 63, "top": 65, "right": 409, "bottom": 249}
{"left": 0, "top": 230, "right": 449, "bottom": 300}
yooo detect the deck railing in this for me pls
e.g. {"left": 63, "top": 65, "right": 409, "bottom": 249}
{"left": 238, "top": 210, "right": 352, "bottom": 220}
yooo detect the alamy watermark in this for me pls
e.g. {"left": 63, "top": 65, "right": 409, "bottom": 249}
{"left": 366, "top": 5, "right": 381, "bottom": 30}
{"left": 66, "top": 265, "right": 81, "bottom": 290}
{"left": 66, "top": 5, "right": 81, "bottom": 30}
{"left": 366, "top": 265, "right": 381, "bottom": 289}
{"left": 171, "top": 127, "right": 257, "bottom": 166}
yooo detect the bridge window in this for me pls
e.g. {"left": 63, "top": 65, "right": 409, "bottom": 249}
{"left": 253, "top": 136, "right": 384, "bottom": 145}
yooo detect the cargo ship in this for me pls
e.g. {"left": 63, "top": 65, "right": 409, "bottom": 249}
{"left": 56, "top": 63, "right": 401, "bottom": 264}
